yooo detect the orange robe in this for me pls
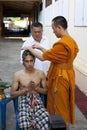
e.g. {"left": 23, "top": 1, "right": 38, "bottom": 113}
{"left": 42, "top": 35, "right": 79, "bottom": 124}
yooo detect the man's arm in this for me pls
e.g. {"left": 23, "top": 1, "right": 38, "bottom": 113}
{"left": 20, "top": 50, "right": 24, "bottom": 64}
{"left": 10, "top": 73, "right": 29, "bottom": 98}
{"left": 20, "top": 37, "right": 30, "bottom": 64}
{"left": 35, "top": 71, "right": 48, "bottom": 95}
{"left": 32, "top": 43, "right": 47, "bottom": 52}
{"left": 21, "top": 46, "right": 45, "bottom": 61}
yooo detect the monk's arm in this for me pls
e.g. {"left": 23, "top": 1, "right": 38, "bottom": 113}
{"left": 21, "top": 46, "right": 45, "bottom": 61}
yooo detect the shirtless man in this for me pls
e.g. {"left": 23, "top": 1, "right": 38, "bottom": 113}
{"left": 10, "top": 50, "right": 49, "bottom": 130}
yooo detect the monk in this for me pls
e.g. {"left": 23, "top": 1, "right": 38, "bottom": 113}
{"left": 22, "top": 16, "right": 79, "bottom": 129}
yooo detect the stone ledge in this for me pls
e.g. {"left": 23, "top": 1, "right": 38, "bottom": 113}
{"left": 74, "top": 57, "right": 87, "bottom": 96}
{"left": 74, "top": 57, "right": 87, "bottom": 76}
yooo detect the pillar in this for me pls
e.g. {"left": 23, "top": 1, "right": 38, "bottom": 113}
{"left": 0, "top": 4, "right": 3, "bottom": 38}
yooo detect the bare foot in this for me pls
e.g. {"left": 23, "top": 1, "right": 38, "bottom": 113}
{"left": 66, "top": 123, "right": 69, "bottom": 130}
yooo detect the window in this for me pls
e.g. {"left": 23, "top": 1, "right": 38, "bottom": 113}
{"left": 74, "top": 0, "right": 87, "bottom": 26}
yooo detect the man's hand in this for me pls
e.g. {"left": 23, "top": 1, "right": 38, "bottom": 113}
{"left": 32, "top": 43, "right": 41, "bottom": 49}
{"left": 21, "top": 46, "right": 45, "bottom": 61}
{"left": 27, "top": 81, "right": 36, "bottom": 92}
{"left": 32, "top": 43, "right": 47, "bottom": 52}
{"left": 21, "top": 46, "right": 33, "bottom": 50}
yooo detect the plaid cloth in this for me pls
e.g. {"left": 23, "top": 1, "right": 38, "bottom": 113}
{"left": 18, "top": 93, "right": 49, "bottom": 130}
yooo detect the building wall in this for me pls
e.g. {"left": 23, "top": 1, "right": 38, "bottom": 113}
{"left": 39, "top": 0, "right": 87, "bottom": 94}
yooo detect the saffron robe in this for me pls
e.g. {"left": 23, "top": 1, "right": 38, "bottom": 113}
{"left": 42, "top": 35, "right": 79, "bottom": 124}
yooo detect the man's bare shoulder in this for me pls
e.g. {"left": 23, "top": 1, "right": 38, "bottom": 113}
{"left": 36, "top": 69, "right": 45, "bottom": 76}
{"left": 14, "top": 70, "right": 24, "bottom": 76}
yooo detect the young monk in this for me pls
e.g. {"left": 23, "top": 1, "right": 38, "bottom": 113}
{"left": 10, "top": 50, "right": 49, "bottom": 130}
{"left": 22, "top": 16, "right": 79, "bottom": 129}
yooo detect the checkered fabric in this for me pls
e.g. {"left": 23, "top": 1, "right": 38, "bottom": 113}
{"left": 18, "top": 93, "right": 49, "bottom": 130}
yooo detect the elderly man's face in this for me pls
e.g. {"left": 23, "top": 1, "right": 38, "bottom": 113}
{"left": 31, "top": 26, "right": 43, "bottom": 42}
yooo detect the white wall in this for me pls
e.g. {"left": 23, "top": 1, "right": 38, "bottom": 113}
{"left": 39, "top": 0, "right": 87, "bottom": 94}
{"left": 68, "top": 0, "right": 87, "bottom": 61}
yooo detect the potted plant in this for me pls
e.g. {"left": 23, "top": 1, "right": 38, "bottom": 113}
{"left": 0, "top": 80, "right": 11, "bottom": 100}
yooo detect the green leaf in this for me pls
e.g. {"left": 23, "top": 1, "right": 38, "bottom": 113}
{"left": 0, "top": 81, "right": 12, "bottom": 89}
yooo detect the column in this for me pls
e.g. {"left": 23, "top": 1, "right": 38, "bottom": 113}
{"left": 0, "top": 4, "right": 3, "bottom": 38}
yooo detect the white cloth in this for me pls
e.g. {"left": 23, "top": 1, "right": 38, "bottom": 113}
{"left": 20, "top": 35, "right": 50, "bottom": 75}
